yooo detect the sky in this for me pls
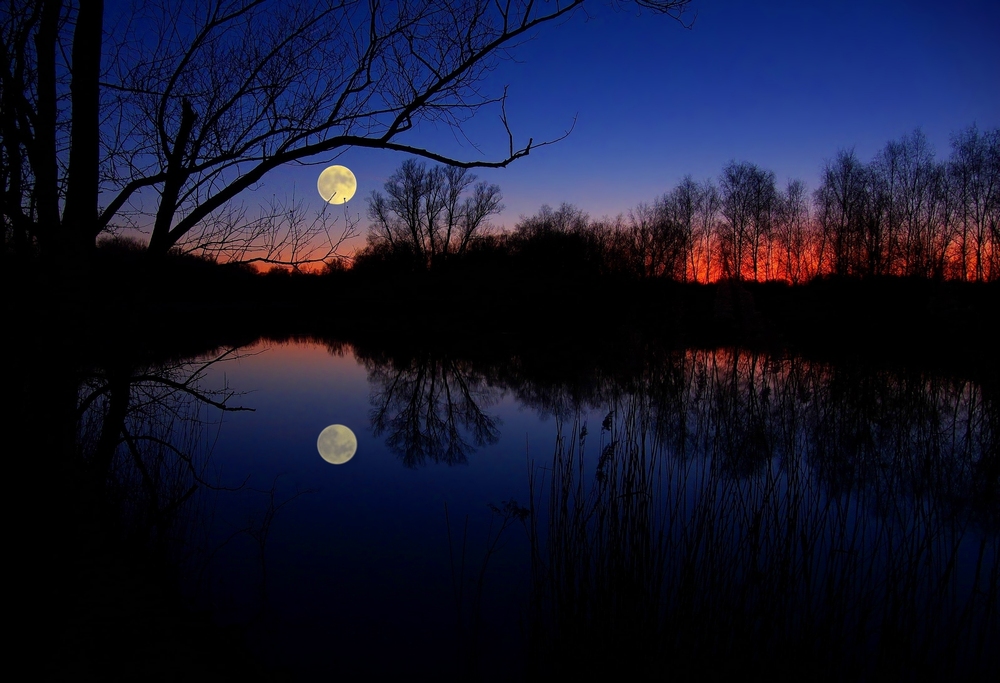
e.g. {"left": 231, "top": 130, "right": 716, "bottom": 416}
{"left": 259, "top": 0, "right": 1000, "bottom": 252}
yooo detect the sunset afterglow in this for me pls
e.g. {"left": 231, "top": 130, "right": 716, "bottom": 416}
{"left": 9, "top": 0, "right": 997, "bottom": 679}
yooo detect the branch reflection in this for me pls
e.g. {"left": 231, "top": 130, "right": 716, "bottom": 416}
{"left": 524, "top": 348, "right": 998, "bottom": 679}
{"left": 363, "top": 351, "right": 502, "bottom": 467}
{"left": 75, "top": 349, "right": 253, "bottom": 554}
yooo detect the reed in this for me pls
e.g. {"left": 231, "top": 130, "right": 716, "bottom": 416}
{"left": 522, "top": 350, "right": 998, "bottom": 679}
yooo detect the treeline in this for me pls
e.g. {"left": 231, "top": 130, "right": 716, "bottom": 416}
{"left": 356, "top": 125, "right": 1000, "bottom": 283}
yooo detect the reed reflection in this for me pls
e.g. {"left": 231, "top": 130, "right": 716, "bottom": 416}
{"left": 524, "top": 349, "right": 998, "bottom": 679}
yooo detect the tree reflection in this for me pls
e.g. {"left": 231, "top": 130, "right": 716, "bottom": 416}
{"left": 523, "top": 349, "right": 998, "bottom": 679}
{"left": 75, "top": 349, "right": 252, "bottom": 554}
{"left": 363, "top": 351, "right": 502, "bottom": 467}
{"left": 55, "top": 332, "right": 997, "bottom": 676}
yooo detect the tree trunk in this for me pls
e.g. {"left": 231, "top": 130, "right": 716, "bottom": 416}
{"left": 148, "top": 99, "right": 198, "bottom": 257}
{"left": 32, "top": 0, "right": 63, "bottom": 244}
{"left": 64, "top": 0, "right": 104, "bottom": 255}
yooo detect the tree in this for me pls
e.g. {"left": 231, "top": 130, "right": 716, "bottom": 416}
{"left": 891, "top": 130, "right": 944, "bottom": 278}
{"left": 867, "top": 129, "right": 948, "bottom": 278}
{"left": 774, "top": 178, "right": 810, "bottom": 283}
{"left": 948, "top": 125, "right": 1000, "bottom": 281}
{"left": 690, "top": 177, "right": 720, "bottom": 283}
{"left": 514, "top": 202, "right": 592, "bottom": 238}
{"left": 512, "top": 202, "right": 601, "bottom": 276}
{"left": 366, "top": 158, "right": 502, "bottom": 268}
{"left": 660, "top": 176, "right": 698, "bottom": 280}
{"left": 815, "top": 149, "right": 868, "bottom": 277}
{"left": 719, "top": 161, "right": 776, "bottom": 281}
{"left": 2, "top": 0, "right": 693, "bottom": 267}
{"left": 621, "top": 180, "right": 694, "bottom": 280}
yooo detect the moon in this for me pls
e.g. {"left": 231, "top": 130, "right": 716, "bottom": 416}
{"left": 317, "top": 165, "right": 357, "bottom": 204}
{"left": 317, "top": 424, "right": 358, "bottom": 465}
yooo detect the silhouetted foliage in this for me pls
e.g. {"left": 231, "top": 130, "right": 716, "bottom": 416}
{"left": 355, "top": 125, "right": 1000, "bottom": 286}
{"left": 1, "top": 0, "right": 692, "bottom": 266}
{"left": 364, "top": 159, "right": 502, "bottom": 270}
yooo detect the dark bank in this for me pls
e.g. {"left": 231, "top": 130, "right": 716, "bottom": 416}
{"left": 9, "top": 245, "right": 998, "bottom": 680}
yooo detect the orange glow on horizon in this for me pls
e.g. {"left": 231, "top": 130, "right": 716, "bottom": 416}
{"left": 214, "top": 220, "right": 998, "bottom": 284}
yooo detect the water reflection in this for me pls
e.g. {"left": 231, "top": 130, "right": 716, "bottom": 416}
{"left": 65, "top": 338, "right": 998, "bottom": 678}
{"left": 73, "top": 348, "right": 318, "bottom": 626}
{"left": 518, "top": 349, "right": 997, "bottom": 679}
{"left": 362, "top": 350, "right": 502, "bottom": 467}
{"left": 349, "top": 343, "right": 997, "bottom": 676}
{"left": 355, "top": 343, "right": 996, "bottom": 524}
{"left": 75, "top": 350, "right": 252, "bottom": 554}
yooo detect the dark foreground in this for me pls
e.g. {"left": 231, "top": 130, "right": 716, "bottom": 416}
{"left": 9, "top": 258, "right": 998, "bottom": 681}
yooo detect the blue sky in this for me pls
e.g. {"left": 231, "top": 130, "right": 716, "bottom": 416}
{"left": 270, "top": 0, "right": 1000, "bottom": 250}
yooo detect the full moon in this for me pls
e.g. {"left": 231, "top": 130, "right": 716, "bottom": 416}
{"left": 317, "top": 165, "right": 357, "bottom": 204}
{"left": 317, "top": 424, "right": 358, "bottom": 465}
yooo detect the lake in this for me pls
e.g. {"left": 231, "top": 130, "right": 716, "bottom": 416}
{"left": 75, "top": 337, "right": 998, "bottom": 680}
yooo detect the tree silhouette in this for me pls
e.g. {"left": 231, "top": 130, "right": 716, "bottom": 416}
{"left": 773, "top": 178, "right": 811, "bottom": 283}
{"left": 365, "top": 351, "right": 501, "bottom": 467}
{"left": 948, "top": 125, "right": 1000, "bottom": 281}
{"left": 366, "top": 159, "right": 502, "bottom": 268}
{"left": 815, "top": 149, "right": 869, "bottom": 277}
{"left": 1, "top": 0, "right": 692, "bottom": 265}
{"left": 619, "top": 186, "right": 691, "bottom": 280}
{"left": 719, "top": 161, "right": 776, "bottom": 281}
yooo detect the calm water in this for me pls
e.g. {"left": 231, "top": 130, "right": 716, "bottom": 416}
{"left": 78, "top": 338, "right": 999, "bottom": 680}
{"left": 188, "top": 340, "right": 541, "bottom": 678}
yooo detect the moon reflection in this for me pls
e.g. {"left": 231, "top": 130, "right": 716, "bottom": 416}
{"left": 317, "top": 165, "right": 357, "bottom": 204}
{"left": 317, "top": 424, "right": 357, "bottom": 464}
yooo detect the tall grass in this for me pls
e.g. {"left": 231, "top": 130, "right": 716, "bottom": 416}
{"left": 523, "top": 350, "right": 998, "bottom": 679}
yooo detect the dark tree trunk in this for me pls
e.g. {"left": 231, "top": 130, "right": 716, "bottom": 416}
{"left": 148, "top": 99, "right": 197, "bottom": 257}
{"left": 92, "top": 368, "right": 131, "bottom": 496}
{"left": 64, "top": 0, "right": 104, "bottom": 254}
{"left": 31, "top": 0, "right": 63, "bottom": 244}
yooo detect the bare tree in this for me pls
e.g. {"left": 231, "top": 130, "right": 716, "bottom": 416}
{"left": 177, "top": 194, "right": 360, "bottom": 269}
{"left": 870, "top": 138, "right": 905, "bottom": 276}
{"left": 690, "top": 178, "right": 720, "bottom": 283}
{"left": 622, "top": 198, "right": 687, "bottom": 280}
{"left": 719, "top": 161, "right": 775, "bottom": 281}
{"left": 662, "top": 176, "right": 698, "bottom": 281}
{"left": 815, "top": 150, "right": 868, "bottom": 277}
{"left": 1, "top": 0, "right": 693, "bottom": 266}
{"left": 366, "top": 158, "right": 502, "bottom": 268}
{"left": 867, "top": 129, "right": 944, "bottom": 278}
{"left": 619, "top": 178, "right": 698, "bottom": 281}
{"left": 893, "top": 130, "right": 943, "bottom": 278}
{"left": 514, "top": 202, "right": 591, "bottom": 238}
{"left": 774, "top": 178, "right": 810, "bottom": 283}
{"left": 948, "top": 125, "right": 1000, "bottom": 281}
